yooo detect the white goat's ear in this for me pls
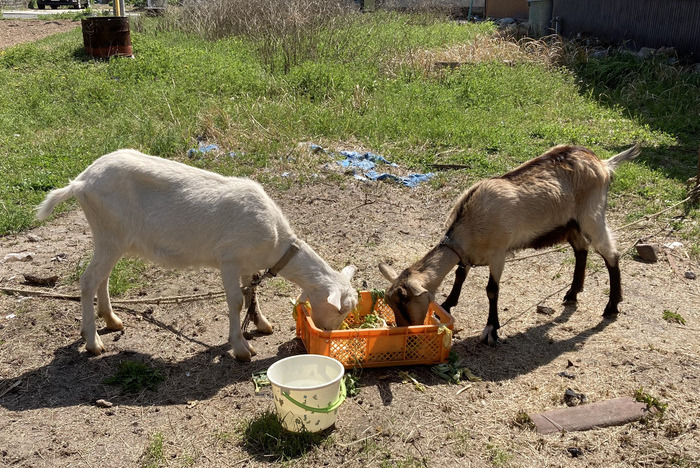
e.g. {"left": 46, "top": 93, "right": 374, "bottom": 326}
{"left": 378, "top": 262, "right": 398, "bottom": 282}
{"left": 341, "top": 265, "right": 356, "bottom": 280}
{"left": 406, "top": 278, "right": 428, "bottom": 297}
{"left": 327, "top": 288, "right": 342, "bottom": 311}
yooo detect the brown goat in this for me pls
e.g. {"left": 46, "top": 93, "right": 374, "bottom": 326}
{"left": 379, "top": 144, "right": 641, "bottom": 345}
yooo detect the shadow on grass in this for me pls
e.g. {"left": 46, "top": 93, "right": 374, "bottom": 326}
{"left": 243, "top": 410, "right": 332, "bottom": 462}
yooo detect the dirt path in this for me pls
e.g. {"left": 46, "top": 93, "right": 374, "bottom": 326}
{"left": 0, "top": 18, "right": 80, "bottom": 50}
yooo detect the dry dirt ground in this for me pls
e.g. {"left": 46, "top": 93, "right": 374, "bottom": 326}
{"left": 0, "top": 19, "right": 80, "bottom": 50}
{"left": 1, "top": 22, "right": 699, "bottom": 468}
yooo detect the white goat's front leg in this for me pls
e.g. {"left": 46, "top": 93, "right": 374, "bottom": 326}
{"left": 222, "top": 267, "right": 256, "bottom": 361}
{"left": 96, "top": 277, "right": 123, "bottom": 331}
{"left": 80, "top": 248, "right": 121, "bottom": 355}
{"left": 242, "top": 275, "right": 273, "bottom": 335}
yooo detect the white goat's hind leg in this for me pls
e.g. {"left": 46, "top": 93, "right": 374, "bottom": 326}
{"left": 96, "top": 277, "right": 123, "bottom": 331}
{"left": 222, "top": 267, "right": 256, "bottom": 361}
{"left": 242, "top": 275, "right": 273, "bottom": 335}
{"left": 80, "top": 248, "right": 121, "bottom": 355}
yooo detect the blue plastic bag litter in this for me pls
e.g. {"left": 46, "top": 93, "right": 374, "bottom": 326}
{"left": 366, "top": 171, "right": 434, "bottom": 187}
{"left": 339, "top": 150, "right": 398, "bottom": 167}
{"left": 187, "top": 143, "right": 219, "bottom": 157}
{"left": 336, "top": 148, "right": 433, "bottom": 187}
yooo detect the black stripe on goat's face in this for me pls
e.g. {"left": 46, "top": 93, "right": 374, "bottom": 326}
{"left": 384, "top": 281, "right": 433, "bottom": 327}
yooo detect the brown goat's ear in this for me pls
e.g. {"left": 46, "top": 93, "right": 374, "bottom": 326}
{"left": 406, "top": 278, "right": 428, "bottom": 297}
{"left": 378, "top": 262, "right": 398, "bottom": 281}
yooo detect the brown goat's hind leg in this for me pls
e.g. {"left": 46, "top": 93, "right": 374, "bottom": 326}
{"left": 563, "top": 249, "right": 588, "bottom": 304}
{"left": 441, "top": 265, "right": 469, "bottom": 313}
{"left": 603, "top": 256, "right": 622, "bottom": 317}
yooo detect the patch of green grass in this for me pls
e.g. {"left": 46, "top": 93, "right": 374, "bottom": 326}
{"left": 634, "top": 386, "right": 668, "bottom": 414}
{"left": 0, "top": 7, "right": 698, "bottom": 255}
{"left": 662, "top": 309, "right": 687, "bottom": 325}
{"left": 213, "top": 429, "right": 237, "bottom": 445}
{"left": 141, "top": 432, "right": 165, "bottom": 468}
{"left": 379, "top": 456, "right": 427, "bottom": 468}
{"left": 512, "top": 410, "right": 535, "bottom": 430}
{"left": 104, "top": 360, "right": 165, "bottom": 394}
{"left": 243, "top": 410, "right": 329, "bottom": 461}
{"left": 108, "top": 258, "right": 148, "bottom": 297}
{"left": 486, "top": 441, "right": 513, "bottom": 467}
{"left": 69, "top": 257, "right": 147, "bottom": 297}
{"left": 448, "top": 428, "right": 472, "bottom": 457}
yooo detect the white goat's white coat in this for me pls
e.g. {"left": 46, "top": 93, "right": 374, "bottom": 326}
{"left": 37, "top": 149, "right": 357, "bottom": 360}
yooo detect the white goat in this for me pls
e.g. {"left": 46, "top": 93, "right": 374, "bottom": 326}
{"left": 379, "top": 144, "right": 640, "bottom": 345}
{"left": 37, "top": 149, "right": 357, "bottom": 361}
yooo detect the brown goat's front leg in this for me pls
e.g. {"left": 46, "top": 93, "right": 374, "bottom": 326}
{"left": 603, "top": 255, "right": 622, "bottom": 316}
{"left": 480, "top": 274, "right": 500, "bottom": 345}
{"left": 480, "top": 258, "right": 504, "bottom": 346}
{"left": 441, "top": 264, "right": 469, "bottom": 313}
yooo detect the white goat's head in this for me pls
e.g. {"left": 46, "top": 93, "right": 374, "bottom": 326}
{"left": 302, "top": 265, "right": 358, "bottom": 330}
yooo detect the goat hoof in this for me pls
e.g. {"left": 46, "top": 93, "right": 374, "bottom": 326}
{"left": 103, "top": 314, "right": 124, "bottom": 331}
{"left": 254, "top": 318, "right": 274, "bottom": 335}
{"left": 479, "top": 325, "right": 499, "bottom": 346}
{"left": 233, "top": 350, "right": 252, "bottom": 362}
{"left": 85, "top": 339, "right": 106, "bottom": 355}
{"left": 562, "top": 294, "right": 578, "bottom": 305}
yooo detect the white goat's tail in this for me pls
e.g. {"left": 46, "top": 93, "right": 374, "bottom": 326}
{"left": 36, "top": 183, "right": 78, "bottom": 220}
{"left": 605, "top": 143, "right": 641, "bottom": 171}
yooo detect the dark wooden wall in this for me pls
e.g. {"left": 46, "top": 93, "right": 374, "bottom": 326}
{"left": 553, "top": 0, "right": 700, "bottom": 60}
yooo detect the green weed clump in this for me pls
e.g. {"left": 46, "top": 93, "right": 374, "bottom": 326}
{"left": 141, "top": 432, "right": 165, "bottom": 468}
{"left": 662, "top": 309, "right": 687, "bottom": 325}
{"left": 104, "top": 360, "right": 165, "bottom": 393}
{"left": 243, "top": 410, "right": 328, "bottom": 460}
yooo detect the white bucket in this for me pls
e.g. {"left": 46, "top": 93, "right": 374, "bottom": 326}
{"left": 267, "top": 354, "right": 346, "bottom": 432}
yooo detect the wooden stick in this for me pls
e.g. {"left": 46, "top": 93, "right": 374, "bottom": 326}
{"left": 0, "top": 287, "right": 226, "bottom": 305}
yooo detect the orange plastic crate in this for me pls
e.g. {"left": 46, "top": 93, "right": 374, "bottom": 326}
{"left": 294, "top": 291, "right": 454, "bottom": 369}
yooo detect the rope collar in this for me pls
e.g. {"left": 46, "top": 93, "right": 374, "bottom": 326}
{"left": 439, "top": 235, "right": 473, "bottom": 268}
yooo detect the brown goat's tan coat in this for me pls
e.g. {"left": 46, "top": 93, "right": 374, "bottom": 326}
{"left": 379, "top": 144, "right": 640, "bottom": 345}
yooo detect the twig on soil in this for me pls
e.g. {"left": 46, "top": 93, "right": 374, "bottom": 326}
{"left": 0, "top": 379, "right": 22, "bottom": 398}
{"left": 0, "top": 287, "right": 226, "bottom": 305}
{"left": 337, "top": 432, "right": 381, "bottom": 448}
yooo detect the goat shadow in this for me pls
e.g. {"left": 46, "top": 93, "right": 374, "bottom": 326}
{"left": 352, "top": 303, "right": 614, "bottom": 407}
{"left": 452, "top": 303, "right": 616, "bottom": 382}
{"left": 0, "top": 306, "right": 307, "bottom": 412}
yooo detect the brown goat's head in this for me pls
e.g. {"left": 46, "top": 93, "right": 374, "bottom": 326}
{"left": 378, "top": 263, "right": 433, "bottom": 326}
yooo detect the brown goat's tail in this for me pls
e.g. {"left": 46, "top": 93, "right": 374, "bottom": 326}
{"left": 605, "top": 143, "right": 641, "bottom": 171}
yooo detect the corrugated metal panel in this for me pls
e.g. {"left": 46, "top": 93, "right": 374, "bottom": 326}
{"left": 485, "top": 0, "right": 530, "bottom": 20}
{"left": 553, "top": 0, "right": 700, "bottom": 60}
